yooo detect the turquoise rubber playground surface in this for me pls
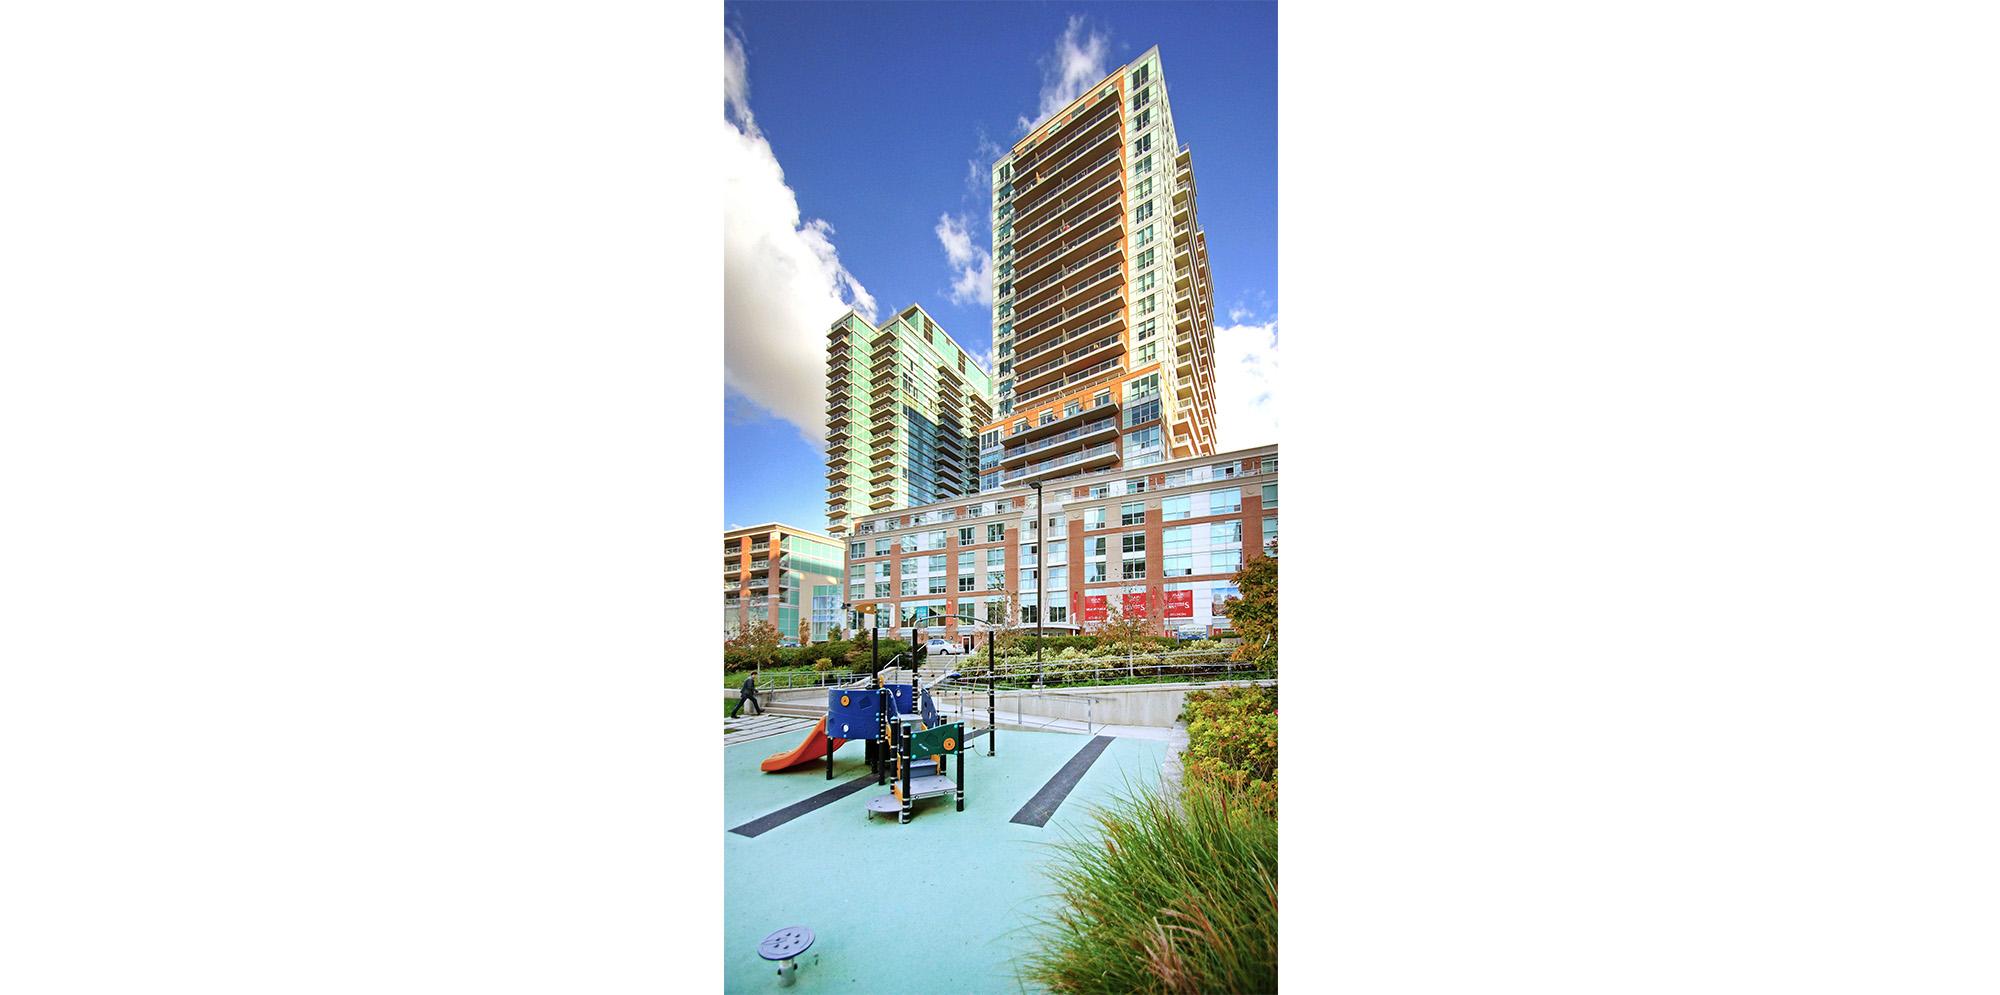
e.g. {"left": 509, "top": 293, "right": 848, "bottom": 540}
{"left": 723, "top": 727, "right": 1167, "bottom": 994}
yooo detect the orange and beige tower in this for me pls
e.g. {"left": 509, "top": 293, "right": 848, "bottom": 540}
{"left": 979, "top": 46, "right": 1217, "bottom": 492}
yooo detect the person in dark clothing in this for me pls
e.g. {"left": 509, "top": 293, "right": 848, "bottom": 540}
{"left": 730, "top": 675, "right": 762, "bottom": 717}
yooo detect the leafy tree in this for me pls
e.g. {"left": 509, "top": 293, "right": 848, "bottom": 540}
{"left": 724, "top": 619, "right": 784, "bottom": 669}
{"left": 1221, "top": 542, "right": 1277, "bottom": 668}
{"left": 1094, "top": 595, "right": 1153, "bottom": 655}
{"left": 798, "top": 619, "right": 812, "bottom": 648}
{"left": 992, "top": 591, "right": 1027, "bottom": 656}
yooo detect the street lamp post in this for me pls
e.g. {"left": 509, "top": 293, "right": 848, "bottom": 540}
{"left": 1031, "top": 480, "right": 1044, "bottom": 687}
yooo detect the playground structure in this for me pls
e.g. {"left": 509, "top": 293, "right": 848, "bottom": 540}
{"left": 761, "top": 629, "right": 994, "bottom": 824}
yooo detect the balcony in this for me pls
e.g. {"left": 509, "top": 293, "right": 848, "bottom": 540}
{"left": 1014, "top": 108, "right": 1122, "bottom": 195}
{"left": 999, "top": 440, "right": 1120, "bottom": 485}
{"left": 1013, "top": 241, "right": 1122, "bottom": 310}
{"left": 999, "top": 416, "right": 1118, "bottom": 466}
{"left": 1015, "top": 172, "right": 1120, "bottom": 243}
{"left": 1014, "top": 356, "right": 1125, "bottom": 406}
{"left": 1013, "top": 332, "right": 1123, "bottom": 395}
{"left": 1013, "top": 93, "right": 1119, "bottom": 170}
{"left": 1013, "top": 262, "right": 1122, "bottom": 328}
{"left": 1015, "top": 215, "right": 1123, "bottom": 284}
{"left": 1014, "top": 291, "right": 1125, "bottom": 354}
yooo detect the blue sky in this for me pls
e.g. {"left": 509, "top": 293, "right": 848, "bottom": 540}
{"left": 723, "top": 2, "right": 1278, "bottom": 531}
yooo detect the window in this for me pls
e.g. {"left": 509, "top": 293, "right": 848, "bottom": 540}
{"left": 876, "top": 561, "right": 892, "bottom": 579}
{"left": 1020, "top": 543, "right": 1037, "bottom": 568}
{"left": 1265, "top": 455, "right": 1278, "bottom": 473}
{"left": 1213, "top": 462, "right": 1240, "bottom": 479}
{"left": 1021, "top": 569, "right": 1036, "bottom": 590}
{"left": 1163, "top": 496, "right": 1190, "bottom": 521}
{"left": 874, "top": 537, "right": 892, "bottom": 556}
{"left": 1086, "top": 562, "right": 1107, "bottom": 583}
{"left": 1093, "top": 390, "right": 1111, "bottom": 408}
{"left": 875, "top": 580, "right": 891, "bottom": 598}
{"left": 1211, "top": 550, "right": 1242, "bottom": 575}
{"left": 1135, "top": 342, "right": 1157, "bottom": 366}
{"left": 1263, "top": 483, "right": 1278, "bottom": 507}
{"left": 1213, "top": 520, "right": 1243, "bottom": 546}
{"left": 850, "top": 582, "right": 866, "bottom": 600}
{"left": 987, "top": 570, "right": 1005, "bottom": 591}
{"left": 1122, "top": 533, "right": 1146, "bottom": 555}
{"left": 1046, "top": 540, "right": 1067, "bottom": 564}
{"left": 1046, "top": 566, "right": 1067, "bottom": 589}
{"left": 1136, "top": 272, "right": 1156, "bottom": 294}
{"left": 1163, "top": 526, "right": 1192, "bottom": 554}
{"left": 1163, "top": 555, "right": 1193, "bottom": 577}
{"left": 988, "top": 523, "right": 1005, "bottom": 543}
{"left": 1047, "top": 604, "right": 1068, "bottom": 624}
{"left": 1064, "top": 401, "right": 1080, "bottom": 418}
{"left": 1121, "top": 501, "right": 1145, "bottom": 526}
{"left": 927, "top": 531, "right": 946, "bottom": 550}
{"left": 901, "top": 579, "right": 919, "bottom": 596}
{"left": 1088, "top": 484, "right": 1110, "bottom": 498}
{"left": 901, "top": 558, "right": 919, "bottom": 577}
{"left": 988, "top": 548, "right": 1006, "bottom": 568}
{"left": 1133, "top": 155, "right": 1152, "bottom": 178}
{"left": 959, "top": 526, "right": 974, "bottom": 545}
{"left": 1136, "top": 248, "right": 1155, "bottom": 271}
{"left": 1135, "top": 176, "right": 1153, "bottom": 199}
{"left": 1264, "top": 516, "right": 1278, "bottom": 551}
{"left": 1012, "top": 419, "right": 1027, "bottom": 433}
{"left": 1138, "top": 293, "right": 1157, "bottom": 313}
{"left": 1135, "top": 108, "right": 1151, "bottom": 131}
{"left": 1134, "top": 200, "right": 1153, "bottom": 223}
{"left": 1083, "top": 507, "right": 1105, "bottom": 530}
{"left": 1040, "top": 410, "right": 1056, "bottom": 425}
{"left": 927, "top": 554, "right": 946, "bottom": 573}
{"left": 900, "top": 535, "right": 918, "bottom": 552}
{"left": 1127, "top": 477, "right": 1147, "bottom": 494}
{"left": 928, "top": 576, "right": 947, "bottom": 595}
{"left": 979, "top": 430, "right": 1000, "bottom": 449}
{"left": 1122, "top": 559, "right": 1147, "bottom": 580}
{"left": 959, "top": 576, "right": 976, "bottom": 592}
{"left": 1085, "top": 536, "right": 1108, "bottom": 559}
{"left": 1210, "top": 487, "right": 1242, "bottom": 514}
{"left": 849, "top": 541, "right": 865, "bottom": 559}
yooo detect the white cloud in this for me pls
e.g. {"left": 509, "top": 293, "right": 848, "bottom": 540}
{"left": 1228, "top": 305, "right": 1253, "bottom": 322}
{"left": 1016, "top": 16, "right": 1111, "bottom": 133}
{"left": 935, "top": 213, "right": 993, "bottom": 307}
{"left": 1214, "top": 320, "right": 1279, "bottom": 451}
{"left": 723, "top": 28, "right": 877, "bottom": 448}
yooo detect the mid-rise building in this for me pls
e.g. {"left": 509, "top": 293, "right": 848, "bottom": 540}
{"left": 980, "top": 46, "right": 1218, "bottom": 492}
{"left": 841, "top": 444, "right": 1274, "bottom": 641}
{"left": 723, "top": 523, "right": 845, "bottom": 643}
{"left": 825, "top": 305, "right": 995, "bottom": 536}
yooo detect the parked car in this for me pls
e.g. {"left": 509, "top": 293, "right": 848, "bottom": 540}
{"left": 924, "top": 637, "right": 965, "bottom": 656}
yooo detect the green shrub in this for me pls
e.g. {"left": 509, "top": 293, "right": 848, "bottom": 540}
{"left": 1021, "top": 780, "right": 1277, "bottom": 994}
{"left": 1179, "top": 686, "right": 1278, "bottom": 815}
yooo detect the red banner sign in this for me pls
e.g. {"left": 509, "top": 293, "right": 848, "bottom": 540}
{"left": 1122, "top": 592, "right": 1149, "bottom": 618}
{"left": 1082, "top": 595, "right": 1108, "bottom": 622}
{"left": 1164, "top": 589, "right": 1194, "bottom": 618}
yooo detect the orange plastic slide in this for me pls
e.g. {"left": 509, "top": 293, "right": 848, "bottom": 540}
{"left": 760, "top": 716, "right": 847, "bottom": 772}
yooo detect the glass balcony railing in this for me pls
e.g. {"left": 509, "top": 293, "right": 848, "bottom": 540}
{"left": 1001, "top": 417, "right": 1117, "bottom": 462}
{"left": 1000, "top": 440, "right": 1118, "bottom": 484}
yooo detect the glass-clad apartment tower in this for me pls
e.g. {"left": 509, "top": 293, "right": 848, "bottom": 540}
{"left": 980, "top": 46, "right": 1218, "bottom": 492}
{"left": 825, "top": 305, "right": 995, "bottom": 536}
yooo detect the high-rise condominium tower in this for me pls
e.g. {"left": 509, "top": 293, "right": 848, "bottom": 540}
{"left": 825, "top": 304, "right": 995, "bottom": 536}
{"left": 979, "top": 46, "right": 1217, "bottom": 492}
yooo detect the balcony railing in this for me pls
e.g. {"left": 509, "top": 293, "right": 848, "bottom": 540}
{"left": 1012, "top": 98, "right": 1119, "bottom": 176}
{"left": 1014, "top": 357, "right": 1125, "bottom": 406}
{"left": 1016, "top": 217, "right": 1122, "bottom": 282}
{"left": 1000, "top": 440, "right": 1119, "bottom": 483}
{"left": 1016, "top": 154, "right": 1128, "bottom": 224}
{"left": 1014, "top": 117, "right": 1121, "bottom": 196}
{"left": 1012, "top": 263, "right": 1121, "bottom": 327}
{"left": 1015, "top": 306, "right": 1123, "bottom": 361}
{"left": 1014, "top": 241, "right": 1121, "bottom": 303}
{"left": 1015, "top": 333, "right": 1121, "bottom": 388}
{"left": 1001, "top": 417, "right": 1117, "bottom": 463}
{"left": 1015, "top": 203, "right": 1120, "bottom": 259}
{"left": 1015, "top": 285, "right": 1122, "bottom": 344}
{"left": 1014, "top": 168, "right": 1120, "bottom": 238}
